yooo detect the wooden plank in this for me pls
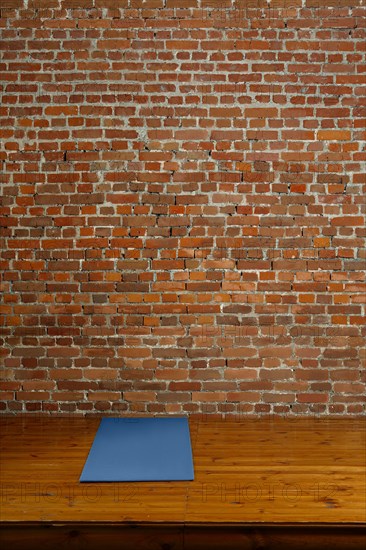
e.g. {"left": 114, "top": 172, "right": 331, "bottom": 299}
{"left": 186, "top": 416, "right": 366, "bottom": 523}
{"left": 185, "top": 525, "right": 366, "bottom": 550}
{"left": 0, "top": 524, "right": 365, "bottom": 550}
{"left": 0, "top": 415, "right": 365, "bottom": 526}
{"left": 0, "top": 416, "right": 192, "bottom": 523}
{"left": 0, "top": 524, "right": 184, "bottom": 550}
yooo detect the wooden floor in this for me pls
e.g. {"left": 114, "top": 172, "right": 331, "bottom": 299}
{"left": 0, "top": 415, "right": 365, "bottom": 549}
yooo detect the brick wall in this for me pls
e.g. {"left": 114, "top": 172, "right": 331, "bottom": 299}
{"left": 1, "top": 0, "right": 365, "bottom": 416}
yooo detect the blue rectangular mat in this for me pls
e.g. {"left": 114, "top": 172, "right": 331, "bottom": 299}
{"left": 79, "top": 417, "right": 194, "bottom": 482}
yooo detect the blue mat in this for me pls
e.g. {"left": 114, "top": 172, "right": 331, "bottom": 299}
{"left": 79, "top": 417, "right": 194, "bottom": 482}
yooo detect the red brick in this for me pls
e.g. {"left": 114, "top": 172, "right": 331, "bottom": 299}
{"left": 124, "top": 392, "right": 156, "bottom": 402}
{"left": 317, "top": 130, "right": 351, "bottom": 140}
{"left": 331, "top": 217, "right": 364, "bottom": 226}
{"left": 0, "top": 3, "right": 364, "bottom": 418}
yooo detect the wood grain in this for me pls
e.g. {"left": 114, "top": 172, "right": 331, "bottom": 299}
{"left": 1, "top": 524, "right": 366, "bottom": 550}
{"left": 186, "top": 416, "right": 366, "bottom": 524}
{"left": 0, "top": 415, "right": 365, "bottom": 549}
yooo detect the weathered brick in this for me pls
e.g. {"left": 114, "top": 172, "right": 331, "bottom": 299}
{"left": 0, "top": 2, "right": 364, "bottom": 417}
{"left": 317, "top": 130, "right": 351, "bottom": 141}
